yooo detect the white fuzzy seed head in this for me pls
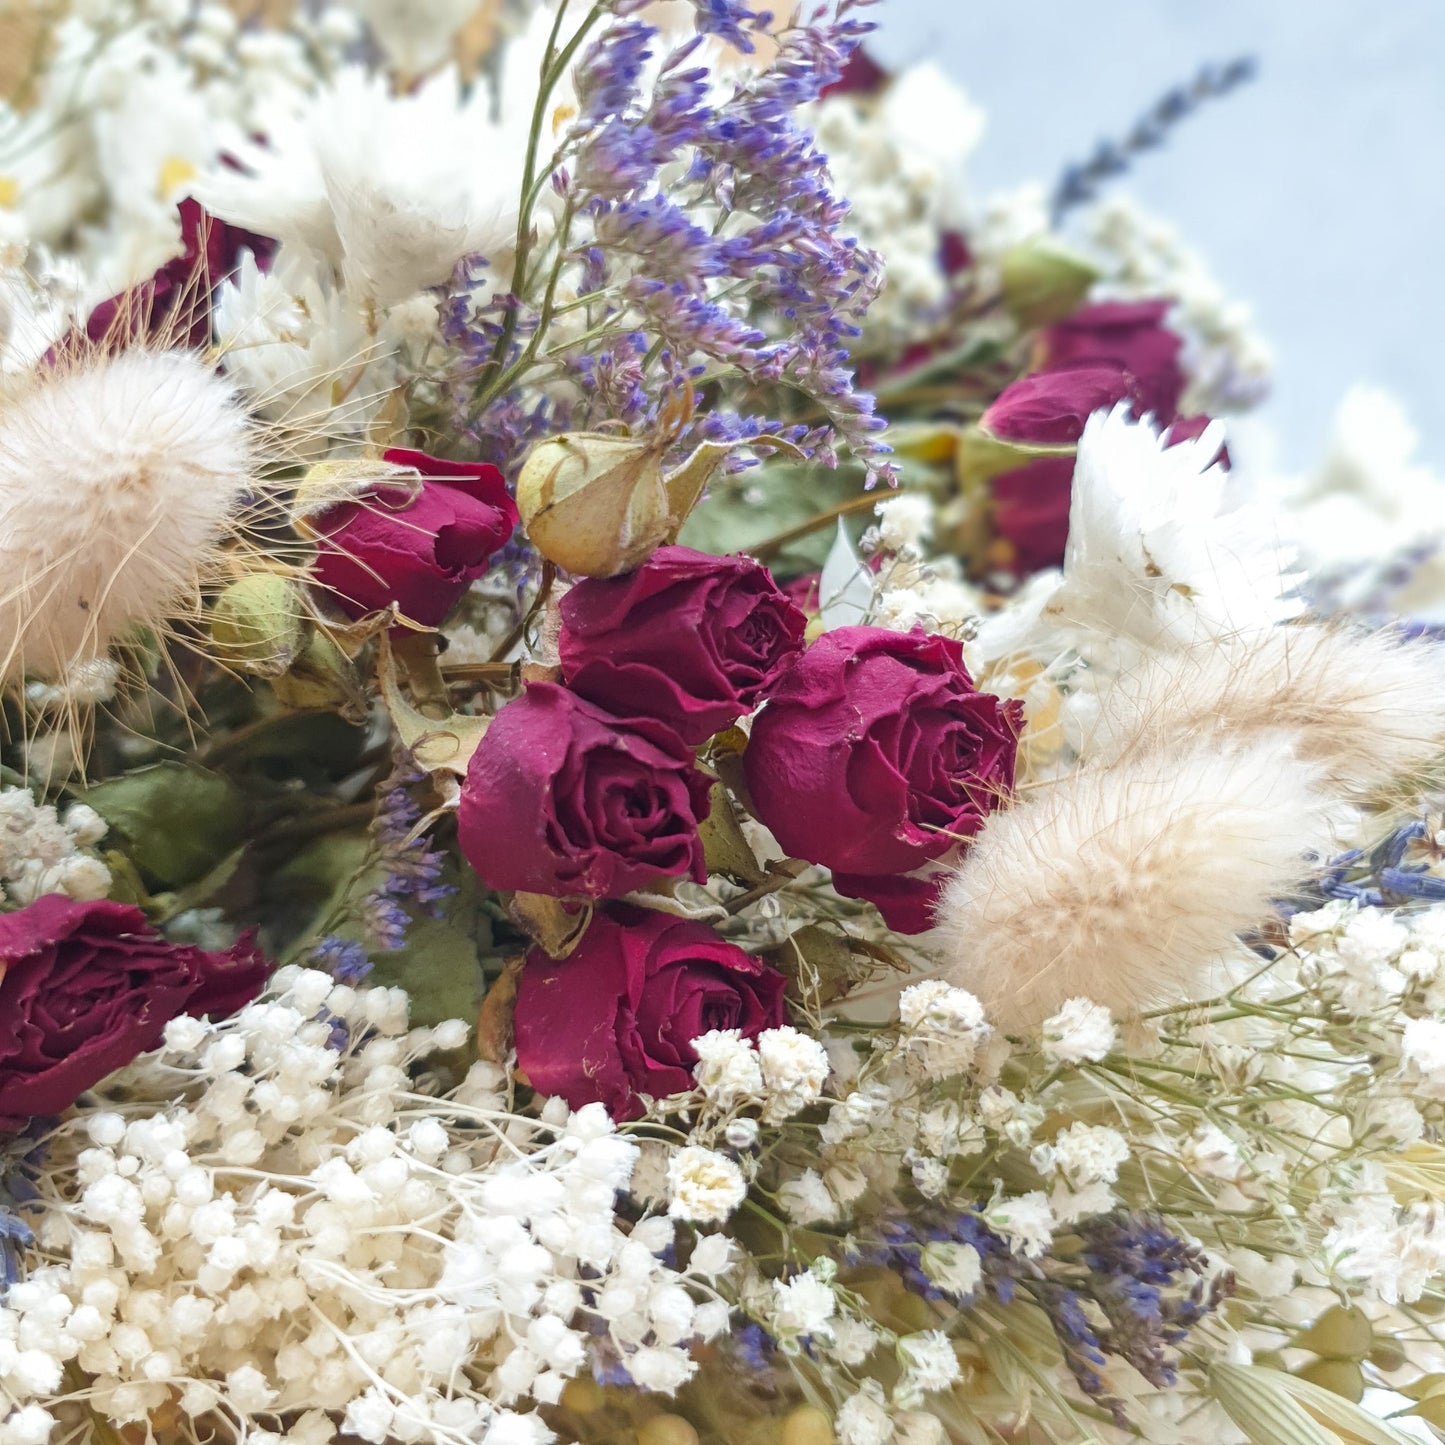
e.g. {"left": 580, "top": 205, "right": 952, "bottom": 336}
{"left": 1088, "top": 624, "right": 1445, "bottom": 807}
{"left": 934, "top": 736, "right": 1331, "bottom": 1028}
{"left": 0, "top": 350, "right": 255, "bottom": 683}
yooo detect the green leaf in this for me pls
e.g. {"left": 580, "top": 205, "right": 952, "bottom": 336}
{"left": 1211, "top": 1364, "right": 1358, "bottom": 1445}
{"left": 366, "top": 903, "right": 490, "bottom": 1031}
{"left": 80, "top": 763, "right": 245, "bottom": 889}
{"left": 697, "top": 782, "right": 765, "bottom": 884}
{"left": 679, "top": 461, "right": 864, "bottom": 575}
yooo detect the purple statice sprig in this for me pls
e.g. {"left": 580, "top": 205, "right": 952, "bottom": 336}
{"left": 849, "top": 1206, "right": 1231, "bottom": 1428}
{"left": 451, "top": 0, "right": 894, "bottom": 488}
{"left": 1313, "top": 815, "right": 1445, "bottom": 910}
{"left": 1051, "top": 57, "right": 1258, "bottom": 225}
{"left": 361, "top": 761, "right": 456, "bottom": 952}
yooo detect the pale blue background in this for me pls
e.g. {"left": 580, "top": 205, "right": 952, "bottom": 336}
{"left": 870, "top": 1, "right": 1445, "bottom": 476}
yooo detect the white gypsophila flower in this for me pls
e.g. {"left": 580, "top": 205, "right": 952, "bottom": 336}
{"left": 894, "top": 1329, "right": 961, "bottom": 1406}
{"left": 874, "top": 493, "right": 935, "bottom": 552}
{"left": 897, "top": 980, "right": 990, "bottom": 1076}
{"left": 825, "top": 1314, "right": 880, "bottom": 1368}
{"left": 898, "top": 979, "right": 985, "bottom": 1035}
{"left": 0, "top": 350, "right": 254, "bottom": 684}
{"left": 1355, "top": 1096, "right": 1425, "bottom": 1148}
{"left": 1044, "top": 405, "right": 1303, "bottom": 651}
{"left": 1402, "top": 1017, "right": 1445, "bottom": 1099}
{"left": 6, "top": 968, "right": 731, "bottom": 1440}
{"left": 198, "top": 53, "right": 546, "bottom": 307}
{"left": 1041, "top": 998, "right": 1116, "bottom": 1065}
{"left": 1049, "top": 1177, "right": 1118, "bottom": 1228}
{"left": 1276, "top": 385, "right": 1445, "bottom": 598}
{"left": 777, "top": 1169, "right": 842, "bottom": 1225}
{"left": 665, "top": 1146, "right": 747, "bottom": 1225}
{"left": 1322, "top": 1167, "right": 1445, "bottom": 1306}
{"left": 1178, "top": 1123, "right": 1244, "bottom": 1183}
{"left": 0, "top": 789, "right": 111, "bottom": 904}
{"left": 1036, "top": 1122, "right": 1129, "bottom": 1187}
{"left": 985, "top": 1191, "right": 1055, "bottom": 1259}
{"left": 920, "top": 1241, "right": 982, "bottom": 1300}
{"left": 893, "top": 1412, "right": 947, "bottom": 1445}
{"left": 769, "top": 1270, "right": 836, "bottom": 1342}
{"left": 808, "top": 64, "right": 982, "bottom": 335}
{"left": 690, "top": 1029, "right": 763, "bottom": 1110}
{"left": 756, "top": 1027, "right": 829, "bottom": 1122}
{"left": 835, "top": 1378, "right": 894, "bottom": 1445}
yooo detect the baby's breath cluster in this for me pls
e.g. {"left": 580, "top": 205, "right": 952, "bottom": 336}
{"left": 3, "top": 969, "right": 737, "bottom": 1445}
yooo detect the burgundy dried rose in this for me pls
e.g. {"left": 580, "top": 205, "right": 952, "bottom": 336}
{"left": 558, "top": 545, "right": 807, "bottom": 745}
{"left": 1040, "top": 300, "right": 1186, "bottom": 421}
{"left": 515, "top": 906, "right": 787, "bottom": 1118}
{"left": 0, "top": 895, "right": 270, "bottom": 1127}
{"left": 458, "top": 683, "right": 711, "bottom": 899}
{"left": 990, "top": 453, "right": 1079, "bottom": 575}
{"left": 982, "top": 362, "right": 1137, "bottom": 447}
{"left": 309, "top": 448, "right": 518, "bottom": 627}
{"left": 743, "top": 627, "right": 1021, "bottom": 930}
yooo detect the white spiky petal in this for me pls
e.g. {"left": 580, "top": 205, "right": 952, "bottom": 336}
{"left": 934, "top": 736, "right": 1332, "bottom": 1029}
{"left": 1043, "top": 404, "right": 1305, "bottom": 649}
{"left": 0, "top": 350, "right": 253, "bottom": 682}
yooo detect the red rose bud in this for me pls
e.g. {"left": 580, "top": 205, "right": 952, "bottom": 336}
{"left": 79, "top": 197, "right": 274, "bottom": 353}
{"left": 459, "top": 684, "right": 711, "bottom": 899}
{"left": 0, "top": 896, "right": 270, "bottom": 1127}
{"left": 558, "top": 545, "right": 807, "bottom": 745}
{"left": 515, "top": 906, "right": 787, "bottom": 1118}
{"left": 743, "top": 627, "right": 1022, "bottom": 880}
{"left": 982, "top": 362, "right": 1137, "bottom": 447}
{"left": 1041, "top": 300, "right": 1186, "bottom": 422}
{"left": 310, "top": 447, "right": 518, "bottom": 627}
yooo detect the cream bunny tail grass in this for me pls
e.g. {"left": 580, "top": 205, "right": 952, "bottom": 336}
{"left": 1087, "top": 624, "right": 1445, "bottom": 805}
{"left": 0, "top": 349, "right": 256, "bottom": 689}
{"left": 934, "top": 737, "right": 1331, "bottom": 1030}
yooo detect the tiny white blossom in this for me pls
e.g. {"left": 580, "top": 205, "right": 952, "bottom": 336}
{"left": 757, "top": 1027, "right": 830, "bottom": 1121}
{"left": 920, "top": 1240, "right": 982, "bottom": 1299}
{"left": 691, "top": 1029, "right": 763, "bottom": 1109}
{"left": 986, "top": 1191, "right": 1055, "bottom": 1259}
{"left": 1402, "top": 1017, "right": 1445, "bottom": 1098}
{"left": 666, "top": 1146, "right": 747, "bottom": 1225}
{"left": 770, "top": 1270, "right": 836, "bottom": 1340}
{"left": 1041, "top": 998, "right": 1116, "bottom": 1065}
{"left": 895, "top": 1329, "right": 961, "bottom": 1405}
{"left": 836, "top": 1379, "right": 894, "bottom": 1445}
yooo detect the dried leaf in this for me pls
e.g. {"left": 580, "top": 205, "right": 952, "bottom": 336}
{"left": 477, "top": 955, "right": 525, "bottom": 1064}
{"left": 377, "top": 633, "right": 490, "bottom": 779}
{"left": 507, "top": 892, "right": 592, "bottom": 960}
{"left": 698, "top": 782, "right": 766, "bottom": 884}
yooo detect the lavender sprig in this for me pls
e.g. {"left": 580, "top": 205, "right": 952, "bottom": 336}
{"left": 1051, "top": 57, "right": 1258, "bottom": 224}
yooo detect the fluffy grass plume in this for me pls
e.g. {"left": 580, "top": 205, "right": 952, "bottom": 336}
{"left": 934, "top": 736, "right": 1330, "bottom": 1029}
{"left": 1089, "top": 624, "right": 1445, "bottom": 805}
{"left": 0, "top": 349, "right": 255, "bottom": 686}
